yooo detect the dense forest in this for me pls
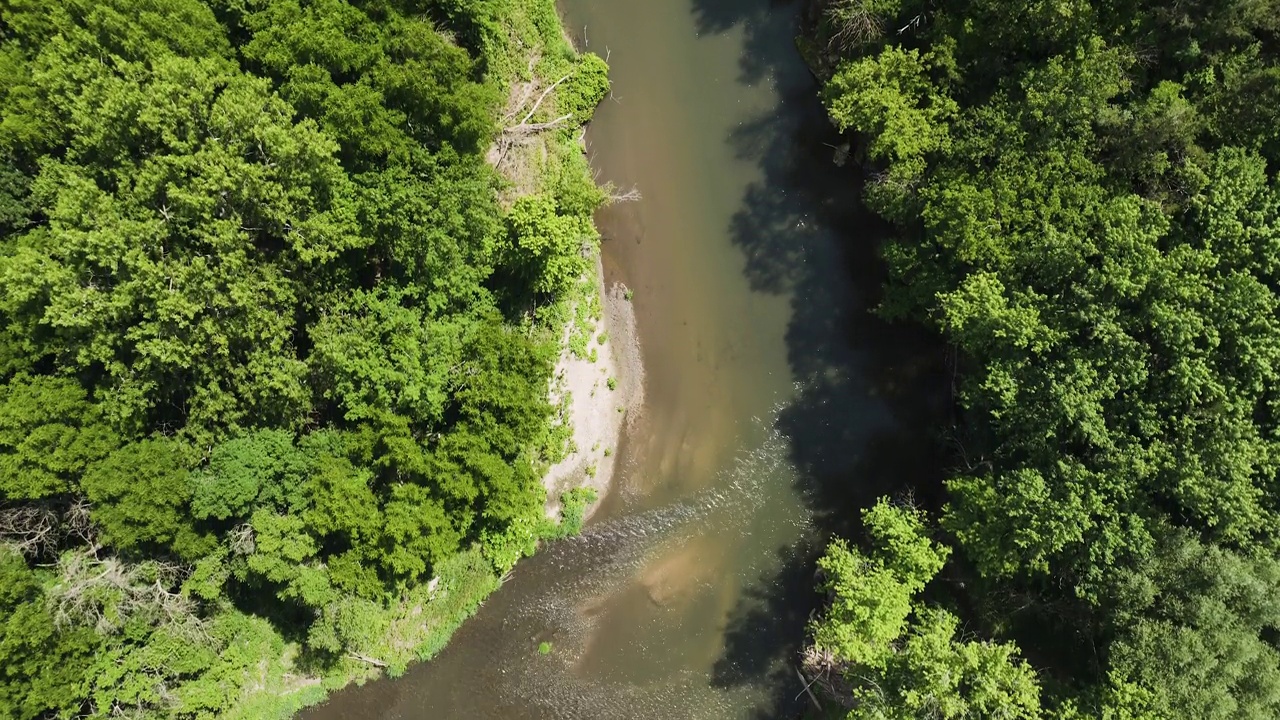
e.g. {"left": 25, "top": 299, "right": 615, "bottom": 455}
{"left": 0, "top": 0, "right": 608, "bottom": 717}
{"left": 803, "top": 0, "right": 1280, "bottom": 718}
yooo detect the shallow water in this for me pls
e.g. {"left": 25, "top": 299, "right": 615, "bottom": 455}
{"left": 300, "top": 1, "right": 946, "bottom": 717}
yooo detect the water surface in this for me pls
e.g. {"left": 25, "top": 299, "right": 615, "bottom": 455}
{"left": 302, "top": 0, "right": 945, "bottom": 717}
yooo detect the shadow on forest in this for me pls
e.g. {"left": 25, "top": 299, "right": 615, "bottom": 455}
{"left": 686, "top": 0, "right": 951, "bottom": 717}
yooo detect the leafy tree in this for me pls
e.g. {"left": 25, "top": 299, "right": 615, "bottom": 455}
{"left": 501, "top": 193, "right": 597, "bottom": 297}
{"left": 1107, "top": 530, "right": 1280, "bottom": 719}
{"left": 823, "top": 45, "right": 956, "bottom": 205}
{"left": 0, "top": 0, "right": 608, "bottom": 713}
{"left": 560, "top": 53, "right": 611, "bottom": 121}
{"left": 378, "top": 483, "right": 462, "bottom": 582}
{"left": 309, "top": 288, "right": 462, "bottom": 426}
{"left": 243, "top": 509, "right": 335, "bottom": 609}
{"left": 859, "top": 608, "right": 1042, "bottom": 720}
{"left": 812, "top": 0, "right": 1280, "bottom": 715}
{"left": 0, "top": 548, "right": 99, "bottom": 720}
{"left": 809, "top": 500, "right": 1043, "bottom": 719}
{"left": 0, "top": 374, "right": 118, "bottom": 500}
{"left": 191, "top": 428, "right": 309, "bottom": 521}
{"left": 81, "top": 438, "right": 209, "bottom": 559}
{"left": 301, "top": 440, "right": 380, "bottom": 546}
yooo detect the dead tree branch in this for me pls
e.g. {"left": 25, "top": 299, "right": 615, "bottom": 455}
{"left": 345, "top": 653, "right": 389, "bottom": 668}
{"left": 0, "top": 504, "right": 60, "bottom": 557}
{"left": 504, "top": 114, "right": 573, "bottom": 136}
{"left": 517, "top": 73, "right": 572, "bottom": 126}
{"left": 0, "top": 498, "right": 100, "bottom": 559}
{"left": 228, "top": 522, "right": 256, "bottom": 556}
{"left": 608, "top": 186, "right": 642, "bottom": 203}
{"left": 48, "top": 550, "right": 198, "bottom": 635}
{"left": 824, "top": 0, "right": 885, "bottom": 50}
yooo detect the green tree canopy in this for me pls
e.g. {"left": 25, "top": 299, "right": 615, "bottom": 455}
{"left": 811, "top": 0, "right": 1280, "bottom": 715}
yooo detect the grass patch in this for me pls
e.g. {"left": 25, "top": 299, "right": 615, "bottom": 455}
{"left": 552, "top": 487, "right": 598, "bottom": 538}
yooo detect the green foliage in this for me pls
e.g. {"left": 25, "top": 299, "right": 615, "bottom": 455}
{"left": 379, "top": 484, "right": 463, "bottom": 582}
{"left": 853, "top": 608, "right": 1043, "bottom": 720}
{"left": 191, "top": 429, "right": 309, "bottom": 521}
{"left": 554, "top": 487, "right": 597, "bottom": 538}
{"left": 823, "top": 45, "right": 955, "bottom": 206}
{"left": 811, "top": 0, "right": 1280, "bottom": 716}
{"left": 810, "top": 500, "right": 1041, "bottom": 719}
{"left": 0, "top": 0, "right": 606, "bottom": 714}
{"left": 560, "top": 53, "right": 611, "bottom": 122}
{"left": 811, "top": 501, "right": 948, "bottom": 667}
{"left": 82, "top": 438, "right": 210, "bottom": 559}
{"left": 0, "top": 374, "right": 118, "bottom": 500}
{"left": 0, "top": 548, "right": 100, "bottom": 720}
{"left": 502, "top": 193, "right": 597, "bottom": 297}
{"left": 481, "top": 513, "right": 545, "bottom": 573}
{"left": 308, "top": 288, "right": 462, "bottom": 425}
{"left": 1107, "top": 529, "right": 1280, "bottom": 719}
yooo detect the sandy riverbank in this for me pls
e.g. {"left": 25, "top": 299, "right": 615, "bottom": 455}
{"left": 542, "top": 256, "right": 644, "bottom": 520}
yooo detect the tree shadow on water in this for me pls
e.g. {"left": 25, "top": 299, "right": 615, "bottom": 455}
{"left": 689, "top": 0, "right": 953, "bottom": 716}
{"left": 690, "top": 0, "right": 804, "bottom": 86}
{"left": 710, "top": 541, "right": 822, "bottom": 720}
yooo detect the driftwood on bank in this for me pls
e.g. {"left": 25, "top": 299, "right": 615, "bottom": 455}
{"left": 504, "top": 113, "right": 573, "bottom": 136}
{"left": 795, "top": 664, "right": 824, "bottom": 711}
{"left": 345, "top": 653, "right": 389, "bottom": 668}
{"left": 489, "top": 70, "right": 577, "bottom": 171}
{"left": 514, "top": 73, "right": 571, "bottom": 126}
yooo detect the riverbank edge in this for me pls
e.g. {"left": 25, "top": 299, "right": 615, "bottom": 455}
{"left": 790, "top": 7, "right": 865, "bottom": 720}
{"left": 256, "top": 3, "right": 630, "bottom": 718}
{"left": 541, "top": 254, "right": 644, "bottom": 522}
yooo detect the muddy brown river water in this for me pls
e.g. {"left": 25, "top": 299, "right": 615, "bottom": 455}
{"left": 301, "top": 0, "right": 945, "bottom": 717}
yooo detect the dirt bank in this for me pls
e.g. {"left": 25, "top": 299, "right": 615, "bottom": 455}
{"left": 542, "top": 257, "right": 644, "bottom": 520}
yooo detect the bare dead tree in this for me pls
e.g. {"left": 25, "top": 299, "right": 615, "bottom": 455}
{"left": 824, "top": 0, "right": 886, "bottom": 50}
{"left": 896, "top": 13, "right": 926, "bottom": 35}
{"left": 66, "top": 497, "right": 95, "bottom": 547}
{"left": 48, "top": 550, "right": 198, "bottom": 635}
{"left": 511, "top": 73, "right": 572, "bottom": 127}
{"left": 0, "top": 504, "right": 60, "bottom": 557}
{"left": 800, "top": 643, "right": 857, "bottom": 710}
{"left": 345, "top": 652, "right": 389, "bottom": 667}
{"left": 607, "top": 185, "right": 642, "bottom": 204}
{"left": 501, "top": 54, "right": 543, "bottom": 123}
{"left": 228, "top": 522, "right": 256, "bottom": 556}
{"left": 0, "top": 497, "right": 103, "bottom": 559}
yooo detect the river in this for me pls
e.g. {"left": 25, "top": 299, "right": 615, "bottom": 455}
{"left": 301, "top": 0, "right": 945, "bottom": 717}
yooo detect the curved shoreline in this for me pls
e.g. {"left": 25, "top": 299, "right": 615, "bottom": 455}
{"left": 542, "top": 255, "right": 645, "bottom": 520}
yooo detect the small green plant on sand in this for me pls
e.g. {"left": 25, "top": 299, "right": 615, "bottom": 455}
{"left": 554, "top": 487, "right": 597, "bottom": 538}
{"left": 538, "top": 641, "right": 553, "bottom": 655}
